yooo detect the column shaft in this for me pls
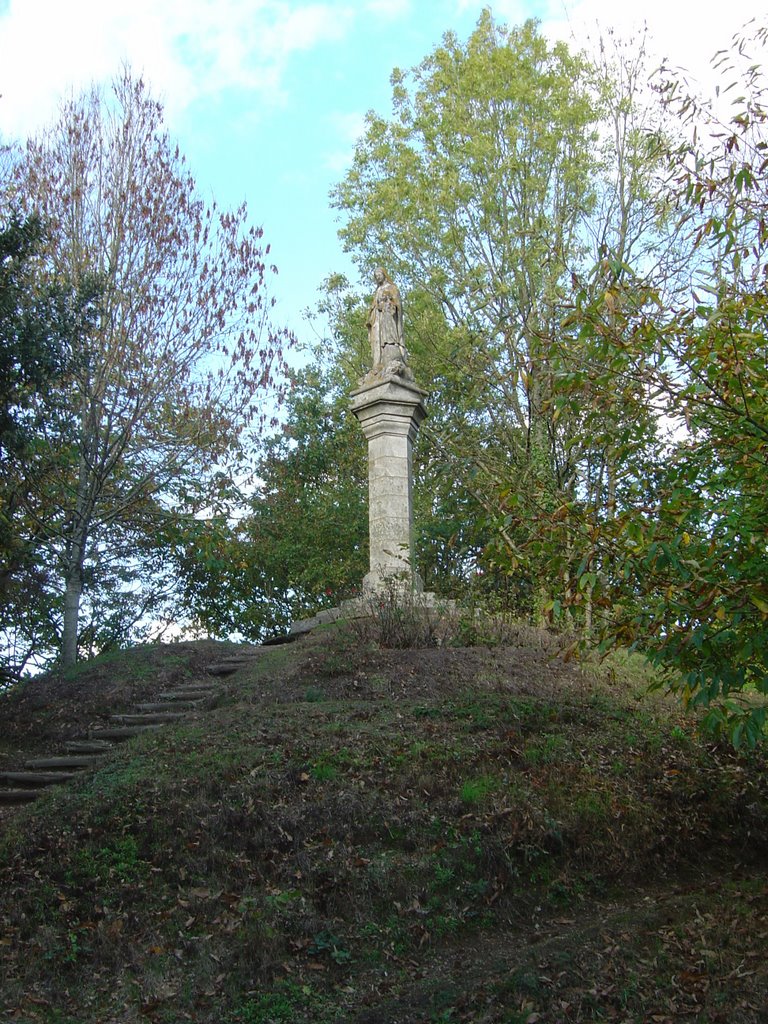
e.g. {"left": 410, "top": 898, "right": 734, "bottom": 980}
{"left": 350, "top": 376, "right": 428, "bottom": 593}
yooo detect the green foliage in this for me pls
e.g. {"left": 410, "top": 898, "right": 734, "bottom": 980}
{"left": 334, "top": 15, "right": 598, "bottom": 347}
{"left": 0, "top": 211, "right": 109, "bottom": 679}
{"left": 0, "top": 213, "right": 68, "bottom": 450}
{"left": 333, "top": 14, "right": 599, "bottom": 478}
{"left": 0, "top": 214, "right": 63, "bottom": 677}
{"left": 228, "top": 982, "right": 313, "bottom": 1024}
{"left": 505, "top": 24, "right": 768, "bottom": 744}
{"left": 310, "top": 759, "right": 339, "bottom": 782}
{"left": 68, "top": 836, "right": 147, "bottom": 888}
{"left": 173, "top": 364, "right": 368, "bottom": 640}
{"left": 307, "top": 929, "right": 352, "bottom": 965}
{"left": 523, "top": 734, "right": 569, "bottom": 766}
{"left": 244, "top": 366, "right": 368, "bottom": 606}
{"left": 459, "top": 775, "right": 496, "bottom": 804}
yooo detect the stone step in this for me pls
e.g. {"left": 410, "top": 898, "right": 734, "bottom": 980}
{"left": 207, "top": 662, "right": 251, "bottom": 676}
{"left": 157, "top": 689, "right": 219, "bottom": 701}
{"left": 0, "top": 789, "right": 39, "bottom": 804}
{"left": 219, "top": 652, "right": 266, "bottom": 663}
{"left": 205, "top": 659, "right": 266, "bottom": 675}
{"left": 161, "top": 681, "right": 222, "bottom": 691}
{"left": 207, "top": 651, "right": 270, "bottom": 675}
{"left": 261, "top": 633, "right": 294, "bottom": 646}
{"left": 0, "top": 771, "right": 77, "bottom": 786}
{"left": 173, "top": 681, "right": 224, "bottom": 691}
{"left": 134, "top": 700, "right": 202, "bottom": 712}
{"left": 89, "top": 725, "right": 162, "bottom": 740}
{"left": 65, "top": 740, "right": 114, "bottom": 754}
{"left": 110, "top": 712, "right": 186, "bottom": 725}
{"left": 26, "top": 756, "right": 103, "bottom": 770}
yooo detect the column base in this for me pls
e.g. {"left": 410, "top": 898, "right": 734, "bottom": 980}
{"left": 362, "top": 568, "right": 424, "bottom": 595}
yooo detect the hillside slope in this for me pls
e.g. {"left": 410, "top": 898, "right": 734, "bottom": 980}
{"left": 0, "top": 625, "right": 767, "bottom": 1023}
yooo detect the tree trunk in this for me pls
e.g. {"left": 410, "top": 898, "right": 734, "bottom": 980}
{"left": 61, "top": 567, "right": 83, "bottom": 668}
{"left": 61, "top": 452, "right": 91, "bottom": 668}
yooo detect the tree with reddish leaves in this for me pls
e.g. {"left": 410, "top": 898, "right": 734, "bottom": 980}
{"left": 12, "top": 70, "right": 292, "bottom": 668}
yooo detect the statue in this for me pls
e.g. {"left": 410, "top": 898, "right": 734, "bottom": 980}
{"left": 366, "top": 267, "right": 413, "bottom": 380}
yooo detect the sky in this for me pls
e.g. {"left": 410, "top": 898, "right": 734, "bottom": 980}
{"left": 0, "top": 0, "right": 761, "bottom": 344}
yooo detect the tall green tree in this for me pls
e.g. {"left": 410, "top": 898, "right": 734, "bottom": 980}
{"left": 518, "top": 23, "right": 768, "bottom": 743}
{"left": 331, "top": 14, "right": 672, "bottom": 616}
{"left": 333, "top": 14, "right": 599, "bottom": 483}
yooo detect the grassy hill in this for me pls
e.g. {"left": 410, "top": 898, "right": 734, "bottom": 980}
{"left": 0, "top": 620, "right": 767, "bottom": 1023}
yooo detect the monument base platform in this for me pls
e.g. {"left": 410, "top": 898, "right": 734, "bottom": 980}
{"left": 287, "top": 592, "right": 456, "bottom": 638}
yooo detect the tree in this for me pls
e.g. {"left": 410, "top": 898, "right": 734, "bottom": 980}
{"left": 331, "top": 14, "right": 672, "bottom": 617}
{"left": 11, "top": 70, "right": 290, "bottom": 667}
{"left": 172, "top": 363, "right": 368, "bottom": 641}
{"left": 519, "top": 22, "right": 768, "bottom": 744}
{"left": 334, "top": 15, "right": 598, "bottom": 480}
{"left": 0, "top": 212, "right": 71, "bottom": 679}
{"left": 1, "top": 216, "right": 61, "bottom": 447}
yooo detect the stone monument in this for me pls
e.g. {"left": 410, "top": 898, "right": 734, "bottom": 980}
{"left": 350, "top": 268, "right": 428, "bottom": 593}
{"left": 287, "top": 269, "right": 448, "bottom": 636}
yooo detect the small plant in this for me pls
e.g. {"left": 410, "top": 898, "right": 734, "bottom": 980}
{"left": 229, "top": 981, "right": 310, "bottom": 1023}
{"left": 308, "top": 929, "right": 352, "bottom": 965}
{"left": 265, "top": 888, "right": 303, "bottom": 911}
{"left": 44, "top": 929, "right": 84, "bottom": 966}
{"left": 68, "top": 835, "right": 147, "bottom": 888}
{"left": 670, "top": 724, "right": 691, "bottom": 746}
{"left": 350, "top": 577, "right": 444, "bottom": 649}
{"left": 432, "top": 862, "right": 456, "bottom": 888}
{"left": 460, "top": 775, "right": 496, "bottom": 805}
{"left": 311, "top": 760, "right": 338, "bottom": 782}
{"left": 64, "top": 930, "right": 81, "bottom": 964}
{"left": 414, "top": 703, "right": 442, "bottom": 719}
{"left": 508, "top": 966, "right": 542, "bottom": 997}
{"left": 523, "top": 733, "right": 569, "bottom": 765}
{"left": 451, "top": 698, "right": 496, "bottom": 729}
{"left": 573, "top": 790, "right": 612, "bottom": 825}
{"left": 431, "top": 1010, "right": 458, "bottom": 1023}
{"left": 315, "top": 647, "right": 355, "bottom": 678}
{"left": 452, "top": 598, "right": 549, "bottom": 648}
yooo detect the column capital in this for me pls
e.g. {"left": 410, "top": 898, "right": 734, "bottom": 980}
{"left": 350, "top": 376, "right": 428, "bottom": 442}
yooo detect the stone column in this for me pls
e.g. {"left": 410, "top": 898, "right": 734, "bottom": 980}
{"left": 350, "top": 375, "right": 428, "bottom": 593}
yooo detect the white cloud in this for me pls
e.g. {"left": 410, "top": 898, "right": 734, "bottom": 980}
{"left": 543, "top": 0, "right": 760, "bottom": 87}
{"left": 0, "top": 0, "right": 355, "bottom": 139}
{"left": 449, "top": 0, "right": 760, "bottom": 89}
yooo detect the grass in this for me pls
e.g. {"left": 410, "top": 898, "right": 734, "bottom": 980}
{"left": 0, "top": 630, "right": 766, "bottom": 1021}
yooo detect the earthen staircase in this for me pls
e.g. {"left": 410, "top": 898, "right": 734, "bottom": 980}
{"left": 0, "top": 649, "right": 268, "bottom": 807}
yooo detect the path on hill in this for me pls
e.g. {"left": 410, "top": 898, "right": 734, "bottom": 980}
{"left": 0, "top": 648, "right": 270, "bottom": 808}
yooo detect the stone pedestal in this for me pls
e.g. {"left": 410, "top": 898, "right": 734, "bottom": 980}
{"left": 350, "top": 375, "right": 428, "bottom": 593}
